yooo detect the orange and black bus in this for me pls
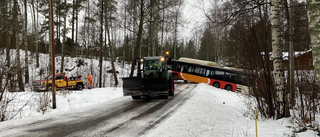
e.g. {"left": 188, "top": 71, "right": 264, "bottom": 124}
{"left": 171, "top": 57, "right": 247, "bottom": 92}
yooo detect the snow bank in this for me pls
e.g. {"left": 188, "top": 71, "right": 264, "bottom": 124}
{"left": 145, "top": 83, "right": 318, "bottom": 137}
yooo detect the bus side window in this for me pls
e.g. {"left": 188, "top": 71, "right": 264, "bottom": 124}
{"left": 225, "top": 72, "right": 236, "bottom": 83}
{"left": 206, "top": 69, "right": 210, "bottom": 77}
{"left": 173, "top": 62, "right": 179, "bottom": 71}
{"left": 215, "top": 70, "right": 224, "bottom": 80}
{"left": 207, "top": 69, "right": 214, "bottom": 78}
{"left": 194, "top": 66, "right": 201, "bottom": 75}
{"left": 188, "top": 66, "right": 194, "bottom": 74}
{"left": 182, "top": 65, "right": 188, "bottom": 73}
{"left": 201, "top": 68, "right": 206, "bottom": 76}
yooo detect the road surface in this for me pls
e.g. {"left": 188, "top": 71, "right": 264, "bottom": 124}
{"left": 1, "top": 83, "right": 196, "bottom": 137}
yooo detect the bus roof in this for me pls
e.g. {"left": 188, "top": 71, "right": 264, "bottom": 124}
{"left": 177, "top": 57, "right": 245, "bottom": 73}
{"left": 178, "top": 57, "right": 219, "bottom": 67}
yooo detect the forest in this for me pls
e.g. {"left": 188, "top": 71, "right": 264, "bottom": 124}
{"left": 0, "top": 0, "right": 320, "bottom": 124}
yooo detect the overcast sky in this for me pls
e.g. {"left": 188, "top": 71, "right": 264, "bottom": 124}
{"left": 179, "top": 0, "right": 212, "bottom": 40}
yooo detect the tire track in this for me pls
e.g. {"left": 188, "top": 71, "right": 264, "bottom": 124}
{"left": 2, "top": 83, "right": 197, "bottom": 137}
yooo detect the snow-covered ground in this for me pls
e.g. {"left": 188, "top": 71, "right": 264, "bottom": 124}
{"left": 0, "top": 83, "right": 318, "bottom": 137}
{"left": 1, "top": 50, "right": 131, "bottom": 89}
{"left": 0, "top": 50, "right": 319, "bottom": 136}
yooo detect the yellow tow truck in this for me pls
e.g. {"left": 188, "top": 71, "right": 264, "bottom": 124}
{"left": 32, "top": 73, "right": 85, "bottom": 91}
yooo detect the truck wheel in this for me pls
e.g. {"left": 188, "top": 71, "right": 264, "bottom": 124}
{"left": 169, "top": 79, "right": 174, "bottom": 96}
{"left": 132, "top": 96, "right": 141, "bottom": 99}
{"left": 76, "top": 83, "right": 83, "bottom": 90}
{"left": 47, "top": 85, "right": 52, "bottom": 91}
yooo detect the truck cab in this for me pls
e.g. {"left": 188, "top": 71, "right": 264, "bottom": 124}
{"left": 123, "top": 56, "right": 174, "bottom": 99}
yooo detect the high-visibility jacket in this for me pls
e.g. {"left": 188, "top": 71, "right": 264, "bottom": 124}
{"left": 86, "top": 74, "right": 93, "bottom": 86}
{"left": 86, "top": 74, "right": 93, "bottom": 81}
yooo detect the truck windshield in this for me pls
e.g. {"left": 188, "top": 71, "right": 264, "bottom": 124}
{"left": 144, "top": 60, "right": 160, "bottom": 71}
{"left": 47, "top": 76, "right": 52, "bottom": 79}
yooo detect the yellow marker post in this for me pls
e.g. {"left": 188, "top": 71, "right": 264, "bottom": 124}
{"left": 255, "top": 107, "right": 258, "bottom": 137}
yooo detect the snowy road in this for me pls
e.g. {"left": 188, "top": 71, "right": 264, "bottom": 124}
{"left": 1, "top": 83, "right": 196, "bottom": 137}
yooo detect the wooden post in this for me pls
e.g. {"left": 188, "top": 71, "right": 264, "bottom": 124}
{"left": 50, "top": 0, "right": 56, "bottom": 109}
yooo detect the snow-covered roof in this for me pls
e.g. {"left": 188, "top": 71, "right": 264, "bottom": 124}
{"left": 261, "top": 49, "right": 312, "bottom": 60}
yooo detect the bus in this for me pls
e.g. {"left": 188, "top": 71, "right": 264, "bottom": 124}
{"left": 171, "top": 57, "right": 247, "bottom": 92}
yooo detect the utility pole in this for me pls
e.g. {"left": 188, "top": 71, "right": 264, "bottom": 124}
{"left": 50, "top": 0, "right": 56, "bottom": 109}
{"left": 288, "top": 0, "right": 295, "bottom": 107}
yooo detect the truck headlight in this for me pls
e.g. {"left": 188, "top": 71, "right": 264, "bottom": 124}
{"left": 160, "top": 57, "right": 165, "bottom": 62}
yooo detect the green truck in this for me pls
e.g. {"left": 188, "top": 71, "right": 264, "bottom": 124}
{"left": 122, "top": 56, "right": 174, "bottom": 99}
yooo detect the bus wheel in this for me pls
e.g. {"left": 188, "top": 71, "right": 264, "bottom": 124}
{"left": 213, "top": 82, "right": 220, "bottom": 88}
{"left": 173, "top": 74, "right": 178, "bottom": 80}
{"left": 225, "top": 85, "right": 232, "bottom": 91}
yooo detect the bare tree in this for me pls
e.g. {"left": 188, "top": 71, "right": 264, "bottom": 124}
{"left": 24, "top": 0, "right": 29, "bottom": 84}
{"left": 105, "top": 0, "right": 118, "bottom": 86}
{"left": 99, "top": 0, "right": 104, "bottom": 87}
{"left": 129, "top": 0, "right": 145, "bottom": 77}
{"left": 13, "top": 0, "right": 24, "bottom": 91}
{"left": 31, "top": 0, "right": 40, "bottom": 68}
{"left": 307, "top": 0, "right": 320, "bottom": 89}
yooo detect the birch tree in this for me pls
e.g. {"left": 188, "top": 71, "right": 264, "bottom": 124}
{"left": 306, "top": 0, "right": 320, "bottom": 88}
{"left": 270, "top": 0, "right": 288, "bottom": 118}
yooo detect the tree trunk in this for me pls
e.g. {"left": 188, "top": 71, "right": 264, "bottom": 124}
{"left": 14, "top": 0, "right": 24, "bottom": 91}
{"left": 160, "top": 0, "right": 165, "bottom": 56}
{"left": 61, "top": 0, "right": 67, "bottom": 73}
{"left": 130, "top": 0, "right": 145, "bottom": 77}
{"left": 24, "top": 0, "right": 29, "bottom": 84}
{"left": 270, "top": 0, "right": 288, "bottom": 118}
{"left": 106, "top": 19, "right": 118, "bottom": 87}
{"left": 32, "top": 0, "right": 40, "bottom": 68}
{"left": 71, "top": 0, "right": 75, "bottom": 57}
{"left": 76, "top": 0, "right": 78, "bottom": 45}
{"left": 306, "top": 0, "right": 320, "bottom": 89}
{"left": 99, "top": 0, "right": 104, "bottom": 88}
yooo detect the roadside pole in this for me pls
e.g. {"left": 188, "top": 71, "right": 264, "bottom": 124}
{"left": 255, "top": 107, "right": 258, "bottom": 137}
{"left": 50, "top": 0, "right": 56, "bottom": 109}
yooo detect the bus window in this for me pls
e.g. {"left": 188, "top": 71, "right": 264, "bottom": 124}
{"left": 174, "top": 63, "right": 181, "bottom": 71}
{"left": 188, "top": 65, "right": 194, "bottom": 74}
{"left": 206, "top": 69, "right": 210, "bottom": 77}
{"left": 215, "top": 70, "right": 225, "bottom": 80}
{"left": 207, "top": 69, "right": 215, "bottom": 78}
{"left": 181, "top": 64, "right": 189, "bottom": 73}
{"left": 194, "top": 66, "right": 201, "bottom": 75}
{"left": 225, "top": 72, "right": 236, "bottom": 83}
{"left": 200, "top": 68, "right": 206, "bottom": 76}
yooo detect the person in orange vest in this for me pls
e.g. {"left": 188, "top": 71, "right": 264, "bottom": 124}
{"left": 85, "top": 74, "right": 93, "bottom": 88}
